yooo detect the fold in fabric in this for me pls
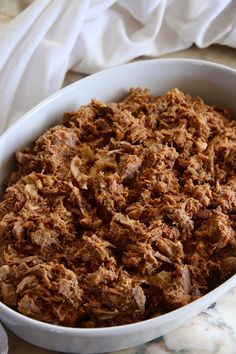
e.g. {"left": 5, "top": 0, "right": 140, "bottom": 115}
{"left": 0, "top": 0, "right": 235, "bottom": 134}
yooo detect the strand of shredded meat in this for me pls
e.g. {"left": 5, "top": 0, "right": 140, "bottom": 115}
{"left": 0, "top": 88, "right": 236, "bottom": 327}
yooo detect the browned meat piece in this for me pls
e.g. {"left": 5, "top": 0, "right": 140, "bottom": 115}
{"left": 194, "top": 210, "right": 236, "bottom": 249}
{"left": 220, "top": 257, "right": 236, "bottom": 277}
{"left": 122, "top": 242, "right": 161, "bottom": 274}
{"left": 155, "top": 237, "right": 184, "bottom": 264}
{"left": 0, "top": 87, "right": 236, "bottom": 328}
{"left": 162, "top": 265, "right": 191, "bottom": 308}
{"left": 75, "top": 233, "right": 116, "bottom": 271}
{"left": 119, "top": 154, "right": 142, "bottom": 181}
{"left": 82, "top": 269, "right": 146, "bottom": 326}
{"left": 147, "top": 265, "right": 191, "bottom": 310}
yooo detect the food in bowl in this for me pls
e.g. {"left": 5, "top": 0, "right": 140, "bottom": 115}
{"left": 0, "top": 87, "right": 235, "bottom": 329}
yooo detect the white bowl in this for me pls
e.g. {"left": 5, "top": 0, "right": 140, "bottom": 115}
{"left": 0, "top": 58, "right": 236, "bottom": 353}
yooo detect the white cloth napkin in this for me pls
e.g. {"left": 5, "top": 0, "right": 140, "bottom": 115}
{"left": 0, "top": 0, "right": 235, "bottom": 135}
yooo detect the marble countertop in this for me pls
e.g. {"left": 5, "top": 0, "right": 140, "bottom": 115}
{"left": 4, "top": 44, "right": 236, "bottom": 354}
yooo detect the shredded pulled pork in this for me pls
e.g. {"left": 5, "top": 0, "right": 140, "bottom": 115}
{"left": 0, "top": 88, "right": 236, "bottom": 327}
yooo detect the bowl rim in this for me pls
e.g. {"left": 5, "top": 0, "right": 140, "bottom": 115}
{"left": 0, "top": 275, "right": 235, "bottom": 335}
{"left": 0, "top": 57, "right": 236, "bottom": 336}
{"left": 0, "top": 57, "right": 236, "bottom": 146}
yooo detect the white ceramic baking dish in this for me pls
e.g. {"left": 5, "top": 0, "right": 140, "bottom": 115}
{"left": 0, "top": 58, "right": 235, "bottom": 353}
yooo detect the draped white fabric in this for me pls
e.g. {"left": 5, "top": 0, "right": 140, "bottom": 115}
{"left": 0, "top": 0, "right": 235, "bottom": 134}
{"left": 0, "top": 1, "right": 235, "bottom": 350}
